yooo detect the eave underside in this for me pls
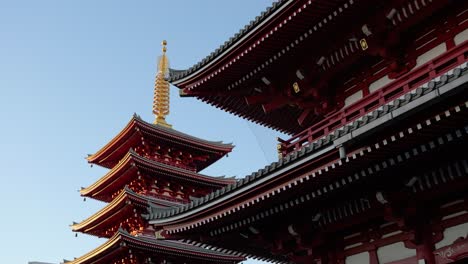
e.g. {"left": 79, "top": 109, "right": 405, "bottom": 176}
{"left": 161, "top": 101, "right": 468, "bottom": 261}
{"left": 72, "top": 188, "right": 153, "bottom": 237}
{"left": 148, "top": 77, "right": 468, "bottom": 260}
{"left": 149, "top": 68, "right": 468, "bottom": 226}
{"left": 87, "top": 116, "right": 233, "bottom": 170}
{"left": 81, "top": 151, "right": 235, "bottom": 203}
{"left": 172, "top": 0, "right": 467, "bottom": 134}
{"left": 65, "top": 231, "right": 245, "bottom": 264}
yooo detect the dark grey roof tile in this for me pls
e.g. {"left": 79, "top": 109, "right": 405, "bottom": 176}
{"left": 168, "top": 0, "right": 291, "bottom": 82}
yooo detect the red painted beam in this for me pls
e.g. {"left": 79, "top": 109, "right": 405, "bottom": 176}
{"left": 262, "top": 97, "right": 289, "bottom": 113}
{"left": 244, "top": 94, "right": 272, "bottom": 106}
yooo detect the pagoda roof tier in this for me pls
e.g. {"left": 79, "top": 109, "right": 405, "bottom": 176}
{"left": 167, "top": 0, "right": 464, "bottom": 133}
{"left": 64, "top": 229, "right": 245, "bottom": 264}
{"left": 81, "top": 150, "right": 236, "bottom": 202}
{"left": 87, "top": 115, "right": 233, "bottom": 170}
{"left": 147, "top": 67, "right": 468, "bottom": 228}
{"left": 72, "top": 186, "right": 173, "bottom": 238}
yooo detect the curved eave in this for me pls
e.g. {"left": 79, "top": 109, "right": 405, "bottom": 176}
{"left": 121, "top": 233, "right": 246, "bottom": 262}
{"left": 131, "top": 150, "right": 237, "bottom": 187}
{"left": 171, "top": 0, "right": 447, "bottom": 134}
{"left": 167, "top": 0, "right": 336, "bottom": 134}
{"left": 65, "top": 231, "right": 124, "bottom": 264}
{"left": 87, "top": 115, "right": 234, "bottom": 169}
{"left": 134, "top": 116, "right": 234, "bottom": 153}
{"left": 81, "top": 151, "right": 137, "bottom": 200}
{"left": 66, "top": 230, "right": 245, "bottom": 264}
{"left": 189, "top": 96, "right": 297, "bottom": 134}
{"left": 81, "top": 151, "right": 237, "bottom": 201}
{"left": 72, "top": 187, "right": 150, "bottom": 234}
{"left": 87, "top": 116, "right": 139, "bottom": 166}
{"left": 168, "top": 0, "right": 294, "bottom": 85}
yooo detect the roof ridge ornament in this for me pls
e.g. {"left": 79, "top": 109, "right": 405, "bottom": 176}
{"left": 153, "top": 40, "right": 172, "bottom": 128}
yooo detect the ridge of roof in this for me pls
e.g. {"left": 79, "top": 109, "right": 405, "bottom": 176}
{"left": 65, "top": 228, "right": 245, "bottom": 263}
{"left": 72, "top": 186, "right": 179, "bottom": 232}
{"left": 167, "top": 0, "right": 291, "bottom": 82}
{"left": 120, "top": 230, "right": 245, "bottom": 260}
{"left": 82, "top": 150, "right": 237, "bottom": 199}
{"left": 128, "top": 149, "right": 237, "bottom": 185}
{"left": 133, "top": 115, "right": 234, "bottom": 150}
{"left": 88, "top": 115, "right": 233, "bottom": 166}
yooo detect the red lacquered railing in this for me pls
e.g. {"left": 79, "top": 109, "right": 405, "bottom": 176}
{"left": 279, "top": 41, "right": 468, "bottom": 156}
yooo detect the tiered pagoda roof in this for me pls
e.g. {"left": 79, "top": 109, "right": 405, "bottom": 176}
{"left": 67, "top": 41, "right": 244, "bottom": 264}
{"left": 81, "top": 149, "right": 236, "bottom": 202}
{"left": 64, "top": 229, "right": 245, "bottom": 264}
{"left": 87, "top": 114, "right": 233, "bottom": 171}
{"left": 72, "top": 186, "right": 176, "bottom": 238}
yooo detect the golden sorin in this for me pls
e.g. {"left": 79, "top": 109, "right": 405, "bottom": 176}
{"left": 153, "top": 40, "right": 172, "bottom": 128}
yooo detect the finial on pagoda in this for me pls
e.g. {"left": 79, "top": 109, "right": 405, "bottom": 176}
{"left": 153, "top": 40, "right": 172, "bottom": 128}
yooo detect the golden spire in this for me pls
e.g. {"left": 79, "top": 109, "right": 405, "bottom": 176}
{"left": 153, "top": 40, "right": 172, "bottom": 128}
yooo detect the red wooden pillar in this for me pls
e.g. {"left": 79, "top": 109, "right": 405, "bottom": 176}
{"left": 369, "top": 246, "right": 380, "bottom": 264}
{"left": 416, "top": 238, "right": 436, "bottom": 264}
{"left": 412, "top": 225, "right": 436, "bottom": 264}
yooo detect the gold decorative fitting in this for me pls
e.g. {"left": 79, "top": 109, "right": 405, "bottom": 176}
{"left": 293, "top": 82, "right": 300, "bottom": 93}
{"left": 277, "top": 143, "right": 283, "bottom": 160}
{"left": 153, "top": 40, "right": 172, "bottom": 128}
{"left": 360, "top": 38, "right": 368, "bottom": 51}
{"left": 155, "top": 229, "right": 166, "bottom": 239}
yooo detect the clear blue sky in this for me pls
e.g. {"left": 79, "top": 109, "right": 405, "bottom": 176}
{"left": 0, "top": 1, "right": 284, "bottom": 263}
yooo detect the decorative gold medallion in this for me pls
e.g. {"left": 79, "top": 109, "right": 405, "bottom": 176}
{"left": 155, "top": 229, "right": 166, "bottom": 239}
{"left": 277, "top": 143, "right": 283, "bottom": 159}
{"left": 293, "top": 82, "right": 300, "bottom": 93}
{"left": 360, "top": 38, "right": 368, "bottom": 51}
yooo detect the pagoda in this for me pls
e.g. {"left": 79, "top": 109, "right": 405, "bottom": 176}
{"left": 65, "top": 41, "right": 245, "bottom": 264}
{"left": 145, "top": 1, "right": 468, "bottom": 264}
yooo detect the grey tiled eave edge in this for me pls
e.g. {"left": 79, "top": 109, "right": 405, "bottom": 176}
{"left": 167, "top": 0, "right": 290, "bottom": 82}
{"left": 146, "top": 62, "right": 468, "bottom": 221}
{"left": 132, "top": 114, "right": 234, "bottom": 150}
{"left": 63, "top": 229, "right": 245, "bottom": 263}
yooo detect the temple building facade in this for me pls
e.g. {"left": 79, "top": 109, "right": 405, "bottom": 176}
{"left": 66, "top": 0, "right": 468, "bottom": 263}
{"left": 146, "top": 0, "right": 468, "bottom": 263}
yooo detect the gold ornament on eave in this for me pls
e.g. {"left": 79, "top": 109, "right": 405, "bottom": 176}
{"left": 153, "top": 40, "right": 172, "bottom": 128}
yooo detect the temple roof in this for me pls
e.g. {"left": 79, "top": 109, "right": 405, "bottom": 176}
{"left": 64, "top": 229, "right": 245, "bottom": 264}
{"left": 87, "top": 115, "right": 233, "bottom": 170}
{"left": 147, "top": 66, "right": 468, "bottom": 225}
{"left": 167, "top": 0, "right": 291, "bottom": 83}
{"left": 167, "top": 0, "right": 348, "bottom": 133}
{"left": 167, "top": 0, "right": 460, "bottom": 134}
{"left": 72, "top": 186, "right": 176, "bottom": 237}
{"left": 81, "top": 150, "right": 237, "bottom": 202}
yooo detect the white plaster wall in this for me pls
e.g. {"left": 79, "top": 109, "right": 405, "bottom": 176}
{"left": 345, "top": 252, "right": 370, "bottom": 264}
{"left": 435, "top": 222, "right": 468, "bottom": 249}
{"left": 454, "top": 28, "right": 468, "bottom": 45}
{"left": 377, "top": 242, "right": 416, "bottom": 263}
{"left": 369, "top": 75, "right": 392, "bottom": 93}
{"left": 344, "top": 90, "right": 363, "bottom": 107}
{"left": 416, "top": 43, "right": 447, "bottom": 68}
